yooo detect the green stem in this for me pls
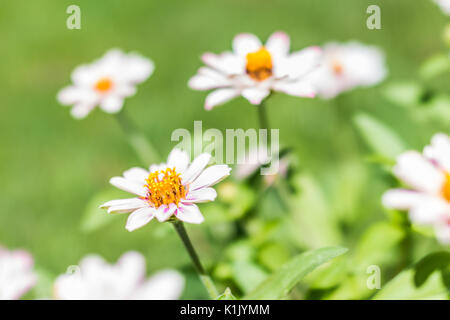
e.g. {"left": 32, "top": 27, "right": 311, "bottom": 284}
{"left": 257, "top": 101, "right": 271, "bottom": 142}
{"left": 114, "top": 110, "right": 160, "bottom": 164}
{"left": 172, "top": 221, "right": 218, "bottom": 299}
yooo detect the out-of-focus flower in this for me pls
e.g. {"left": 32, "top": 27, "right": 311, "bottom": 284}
{"left": 189, "top": 31, "right": 322, "bottom": 110}
{"left": 0, "top": 247, "right": 37, "bottom": 300}
{"left": 54, "top": 251, "right": 184, "bottom": 300}
{"left": 57, "top": 49, "right": 154, "bottom": 119}
{"left": 382, "top": 133, "right": 450, "bottom": 245}
{"left": 435, "top": 0, "right": 450, "bottom": 15}
{"left": 101, "top": 148, "right": 231, "bottom": 231}
{"left": 309, "top": 42, "right": 387, "bottom": 99}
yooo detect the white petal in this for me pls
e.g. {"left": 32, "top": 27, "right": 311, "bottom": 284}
{"left": 149, "top": 163, "right": 168, "bottom": 173}
{"left": 110, "top": 177, "right": 147, "bottom": 197}
{"left": 155, "top": 204, "right": 177, "bottom": 222}
{"left": 382, "top": 189, "right": 423, "bottom": 210}
{"left": 184, "top": 187, "right": 217, "bottom": 203}
{"left": 57, "top": 86, "right": 90, "bottom": 105}
{"left": 272, "top": 79, "right": 316, "bottom": 98}
{"left": 233, "top": 33, "right": 262, "bottom": 57}
{"left": 201, "top": 52, "right": 244, "bottom": 75}
{"left": 116, "top": 251, "right": 146, "bottom": 292}
{"left": 435, "top": 223, "right": 450, "bottom": 245}
{"left": 175, "top": 203, "right": 204, "bottom": 224}
{"left": 182, "top": 153, "right": 211, "bottom": 184}
{"left": 265, "top": 31, "right": 290, "bottom": 59}
{"left": 167, "top": 148, "right": 190, "bottom": 174}
{"left": 204, "top": 88, "right": 240, "bottom": 110}
{"left": 123, "top": 167, "right": 149, "bottom": 184}
{"left": 409, "top": 198, "right": 450, "bottom": 224}
{"left": 241, "top": 88, "right": 271, "bottom": 105}
{"left": 132, "top": 270, "right": 184, "bottom": 300}
{"left": 277, "top": 46, "right": 322, "bottom": 79}
{"left": 424, "top": 133, "right": 450, "bottom": 172}
{"left": 70, "top": 102, "right": 96, "bottom": 119}
{"left": 188, "top": 68, "right": 231, "bottom": 91}
{"left": 106, "top": 199, "right": 148, "bottom": 214}
{"left": 125, "top": 207, "right": 155, "bottom": 231}
{"left": 123, "top": 53, "right": 155, "bottom": 83}
{"left": 190, "top": 165, "right": 231, "bottom": 190}
{"left": 393, "top": 151, "right": 444, "bottom": 194}
{"left": 100, "top": 95, "right": 124, "bottom": 113}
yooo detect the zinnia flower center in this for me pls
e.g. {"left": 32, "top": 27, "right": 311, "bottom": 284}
{"left": 94, "top": 77, "right": 113, "bottom": 93}
{"left": 441, "top": 173, "right": 450, "bottom": 202}
{"left": 331, "top": 59, "right": 344, "bottom": 75}
{"left": 144, "top": 167, "right": 186, "bottom": 208}
{"left": 246, "top": 47, "right": 273, "bottom": 81}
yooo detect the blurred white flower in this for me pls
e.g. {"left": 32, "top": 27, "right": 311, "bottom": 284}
{"left": 0, "top": 247, "right": 37, "bottom": 300}
{"left": 101, "top": 148, "right": 231, "bottom": 231}
{"left": 309, "top": 41, "right": 387, "bottom": 99}
{"left": 54, "top": 251, "right": 184, "bottom": 300}
{"left": 57, "top": 49, "right": 154, "bottom": 119}
{"left": 435, "top": 0, "right": 450, "bottom": 15}
{"left": 188, "top": 31, "right": 322, "bottom": 110}
{"left": 382, "top": 133, "right": 450, "bottom": 245}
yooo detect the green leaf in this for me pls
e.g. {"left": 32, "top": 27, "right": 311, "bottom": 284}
{"left": 216, "top": 288, "right": 238, "bottom": 300}
{"left": 232, "top": 260, "right": 269, "bottom": 294}
{"left": 80, "top": 189, "right": 123, "bottom": 233}
{"left": 382, "top": 81, "right": 424, "bottom": 108}
{"left": 243, "top": 246, "right": 348, "bottom": 300}
{"left": 353, "top": 113, "right": 407, "bottom": 160}
{"left": 419, "top": 53, "right": 450, "bottom": 80}
{"left": 414, "top": 251, "right": 450, "bottom": 287}
{"left": 373, "top": 269, "right": 448, "bottom": 300}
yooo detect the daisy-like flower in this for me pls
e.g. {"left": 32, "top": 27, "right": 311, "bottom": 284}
{"left": 101, "top": 148, "right": 231, "bottom": 231}
{"left": 57, "top": 49, "right": 154, "bottom": 119}
{"left": 382, "top": 133, "right": 450, "bottom": 245}
{"left": 53, "top": 251, "right": 184, "bottom": 300}
{"left": 188, "top": 31, "right": 322, "bottom": 110}
{"left": 434, "top": 0, "right": 450, "bottom": 15}
{"left": 309, "top": 41, "right": 387, "bottom": 99}
{"left": 0, "top": 247, "right": 37, "bottom": 300}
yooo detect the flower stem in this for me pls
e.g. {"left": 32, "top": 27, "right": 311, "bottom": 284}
{"left": 114, "top": 110, "right": 160, "bottom": 164}
{"left": 172, "top": 221, "right": 218, "bottom": 299}
{"left": 257, "top": 101, "right": 270, "bottom": 135}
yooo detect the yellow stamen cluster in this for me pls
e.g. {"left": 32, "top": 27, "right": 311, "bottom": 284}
{"left": 246, "top": 47, "right": 273, "bottom": 81}
{"left": 144, "top": 167, "right": 186, "bottom": 208}
{"left": 441, "top": 173, "right": 450, "bottom": 202}
{"left": 331, "top": 60, "right": 344, "bottom": 75}
{"left": 94, "top": 77, "right": 113, "bottom": 93}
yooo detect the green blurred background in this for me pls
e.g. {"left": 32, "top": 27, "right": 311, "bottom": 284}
{"left": 0, "top": 0, "right": 449, "bottom": 299}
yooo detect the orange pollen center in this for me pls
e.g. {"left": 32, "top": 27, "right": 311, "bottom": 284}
{"left": 94, "top": 77, "right": 113, "bottom": 93}
{"left": 331, "top": 60, "right": 344, "bottom": 75}
{"left": 143, "top": 167, "right": 186, "bottom": 208}
{"left": 441, "top": 173, "right": 450, "bottom": 202}
{"left": 246, "top": 47, "right": 273, "bottom": 81}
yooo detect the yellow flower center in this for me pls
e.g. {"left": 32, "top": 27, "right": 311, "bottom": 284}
{"left": 246, "top": 47, "right": 273, "bottom": 81}
{"left": 144, "top": 167, "right": 187, "bottom": 208}
{"left": 94, "top": 77, "right": 113, "bottom": 93}
{"left": 441, "top": 173, "right": 450, "bottom": 202}
{"left": 331, "top": 59, "right": 343, "bottom": 75}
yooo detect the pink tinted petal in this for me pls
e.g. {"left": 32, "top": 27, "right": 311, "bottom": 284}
{"left": 424, "top": 133, "right": 450, "bottom": 172}
{"left": 155, "top": 204, "right": 177, "bottom": 222}
{"left": 265, "top": 31, "right": 290, "bottom": 59}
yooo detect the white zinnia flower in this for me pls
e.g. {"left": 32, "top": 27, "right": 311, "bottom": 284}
{"left": 188, "top": 31, "right": 322, "bottom": 110}
{"left": 382, "top": 133, "right": 450, "bottom": 245}
{"left": 53, "top": 251, "right": 184, "bottom": 300}
{"left": 0, "top": 247, "right": 37, "bottom": 300}
{"left": 434, "top": 0, "right": 450, "bottom": 15}
{"left": 309, "top": 41, "right": 387, "bottom": 99}
{"left": 57, "top": 49, "right": 154, "bottom": 119}
{"left": 101, "top": 148, "right": 231, "bottom": 231}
